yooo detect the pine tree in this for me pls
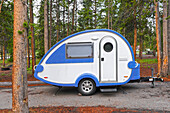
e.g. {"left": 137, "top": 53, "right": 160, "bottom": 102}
{"left": 12, "top": 0, "right": 29, "bottom": 112}
{"left": 44, "top": 0, "right": 49, "bottom": 53}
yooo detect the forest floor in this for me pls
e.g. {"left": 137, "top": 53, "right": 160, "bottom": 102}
{"left": 0, "top": 55, "right": 170, "bottom": 112}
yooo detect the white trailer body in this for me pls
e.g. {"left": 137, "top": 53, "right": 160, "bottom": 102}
{"left": 34, "top": 29, "right": 140, "bottom": 95}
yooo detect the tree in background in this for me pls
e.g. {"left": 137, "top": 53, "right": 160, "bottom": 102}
{"left": 30, "top": 0, "right": 36, "bottom": 74}
{"left": 162, "top": 0, "right": 168, "bottom": 76}
{"left": 154, "top": 0, "right": 162, "bottom": 75}
{"left": 12, "top": 0, "right": 28, "bottom": 112}
{"left": 0, "top": 1, "right": 13, "bottom": 66}
{"left": 72, "top": 0, "right": 76, "bottom": 33}
{"left": 35, "top": 0, "right": 45, "bottom": 58}
{"left": 49, "top": 0, "right": 53, "bottom": 48}
{"left": 133, "top": 0, "right": 137, "bottom": 60}
{"left": 44, "top": 0, "right": 49, "bottom": 54}
{"left": 168, "top": 0, "right": 170, "bottom": 75}
{"left": 0, "top": 0, "right": 168, "bottom": 79}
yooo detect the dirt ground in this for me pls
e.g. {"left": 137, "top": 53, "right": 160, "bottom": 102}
{"left": 0, "top": 82, "right": 169, "bottom": 112}
{"left": 1, "top": 106, "right": 168, "bottom": 113}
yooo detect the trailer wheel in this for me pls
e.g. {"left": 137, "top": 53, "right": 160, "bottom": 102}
{"left": 78, "top": 79, "right": 96, "bottom": 96}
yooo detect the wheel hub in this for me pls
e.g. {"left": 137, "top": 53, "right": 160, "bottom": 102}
{"left": 81, "top": 80, "right": 93, "bottom": 93}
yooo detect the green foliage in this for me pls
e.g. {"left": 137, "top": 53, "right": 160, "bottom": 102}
{"left": 0, "top": 1, "right": 13, "bottom": 61}
{"left": 23, "top": 22, "right": 29, "bottom": 28}
{"left": 0, "top": 0, "right": 167, "bottom": 63}
{"left": 136, "top": 58, "right": 158, "bottom": 64}
{"left": 18, "top": 30, "right": 23, "bottom": 34}
{"left": 166, "top": 15, "right": 170, "bottom": 19}
{"left": 28, "top": 35, "right": 32, "bottom": 39}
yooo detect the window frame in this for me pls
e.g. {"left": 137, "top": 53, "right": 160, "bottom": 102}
{"left": 66, "top": 42, "right": 94, "bottom": 59}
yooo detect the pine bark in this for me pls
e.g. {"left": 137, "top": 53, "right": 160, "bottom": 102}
{"left": 63, "top": 0, "right": 65, "bottom": 37}
{"left": 0, "top": 46, "right": 3, "bottom": 60}
{"left": 44, "top": 0, "right": 49, "bottom": 53}
{"left": 154, "top": 0, "right": 162, "bottom": 75}
{"left": 74, "top": 0, "right": 77, "bottom": 31}
{"left": 3, "top": 44, "right": 5, "bottom": 67}
{"left": 168, "top": 0, "right": 170, "bottom": 75}
{"left": 30, "top": 0, "right": 36, "bottom": 74}
{"left": 49, "top": 0, "right": 52, "bottom": 48}
{"left": 162, "top": 0, "right": 168, "bottom": 77}
{"left": 56, "top": 0, "right": 60, "bottom": 42}
{"left": 67, "top": 0, "right": 69, "bottom": 36}
{"left": 12, "top": 0, "right": 29, "bottom": 112}
{"left": 133, "top": 0, "right": 137, "bottom": 60}
{"left": 94, "top": 0, "right": 97, "bottom": 29}
{"left": 0, "top": 0, "right": 5, "bottom": 13}
{"left": 110, "top": 0, "right": 113, "bottom": 30}
{"left": 108, "top": 0, "right": 110, "bottom": 29}
{"left": 72, "top": 0, "right": 76, "bottom": 34}
{"left": 139, "top": 36, "right": 143, "bottom": 59}
{"left": 27, "top": 38, "right": 30, "bottom": 68}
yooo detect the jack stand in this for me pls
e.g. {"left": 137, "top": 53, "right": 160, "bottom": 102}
{"left": 151, "top": 68, "right": 155, "bottom": 88}
{"left": 55, "top": 86, "right": 62, "bottom": 95}
{"left": 119, "top": 87, "right": 127, "bottom": 94}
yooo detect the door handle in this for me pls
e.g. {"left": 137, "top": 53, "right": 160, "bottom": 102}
{"left": 101, "top": 58, "right": 104, "bottom": 61}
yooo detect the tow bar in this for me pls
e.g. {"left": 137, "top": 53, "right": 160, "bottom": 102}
{"left": 130, "top": 68, "right": 164, "bottom": 88}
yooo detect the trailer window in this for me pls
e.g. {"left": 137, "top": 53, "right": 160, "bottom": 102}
{"left": 66, "top": 43, "right": 93, "bottom": 58}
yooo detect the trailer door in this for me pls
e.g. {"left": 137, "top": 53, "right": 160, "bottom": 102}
{"left": 100, "top": 36, "right": 117, "bottom": 82}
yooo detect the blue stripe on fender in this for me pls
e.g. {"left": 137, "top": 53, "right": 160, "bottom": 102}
{"left": 75, "top": 73, "right": 100, "bottom": 87}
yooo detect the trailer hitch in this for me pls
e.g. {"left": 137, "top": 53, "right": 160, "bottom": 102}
{"left": 130, "top": 68, "right": 164, "bottom": 88}
{"left": 140, "top": 68, "right": 163, "bottom": 88}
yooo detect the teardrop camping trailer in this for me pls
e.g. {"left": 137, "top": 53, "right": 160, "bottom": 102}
{"left": 34, "top": 29, "right": 141, "bottom": 95}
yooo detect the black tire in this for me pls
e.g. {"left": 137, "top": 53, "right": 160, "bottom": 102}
{"left": 78, "top": 79, "right": 96, "bottom": 96}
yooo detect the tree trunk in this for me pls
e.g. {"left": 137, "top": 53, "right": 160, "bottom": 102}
{"left": 67, "top": 0, "right": 69, "bottom": 36}
{"left": 154, "top": 0, "right": 162, "bottom": 75}
{"left": 94, "top": 0, "right": 97, "bottom": 29}
{"left": 44, "top": 0, "right": 49, "bottom": 54}
{"left": 72, "top": 0, "right": 75, "bottom": 34}
{"left": 108, "top": 0, "right": 110, "bottom": 29}
{"left": 49, "top": 0, "right": 52, "bottom": 48}
{"left": 133, "top": 0, "right": 137, "bottom": 60}
{"left": 110, "top": 0, "right": 113, "bottom": 30}
{"left": 168, "top": 0, "right": 170, "bottom": 75}
{"left": 74, "top": 0, "right": 77, "bottom": 31}
{"left": 27, "top": 38, "right": 30, "bottom": 68}
{"left": 162, "top": 0, "right": 168, "bottom": 77}
{"left": 0, "top": 0, "right": 5, "bottom": 13}
{"left": 12, "top": 0, "right": 29, "bottom": 112}
{"left": 30, "top": 0, "right": 36, "bottom": 74}
{"left": 63, "top": 0, "right": 65, "bottom": 38}
{"left": 56, "top": 0, "right": 60, "bottom": 42}
{"left": 27, "top": 0, "right": 30, "bottom": 68}
{"left": 1, "top": 45, "right": 3, "bottom": 60}
{"left": 3, "top": 44, "right": 5, "bottom": 67}
{"left": 139, "top": 36, "right": 143, "bottom": 59}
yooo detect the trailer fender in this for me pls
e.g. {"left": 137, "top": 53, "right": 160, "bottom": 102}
{"left": 75, "top": 73, "right": 100, "bottom": 87}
